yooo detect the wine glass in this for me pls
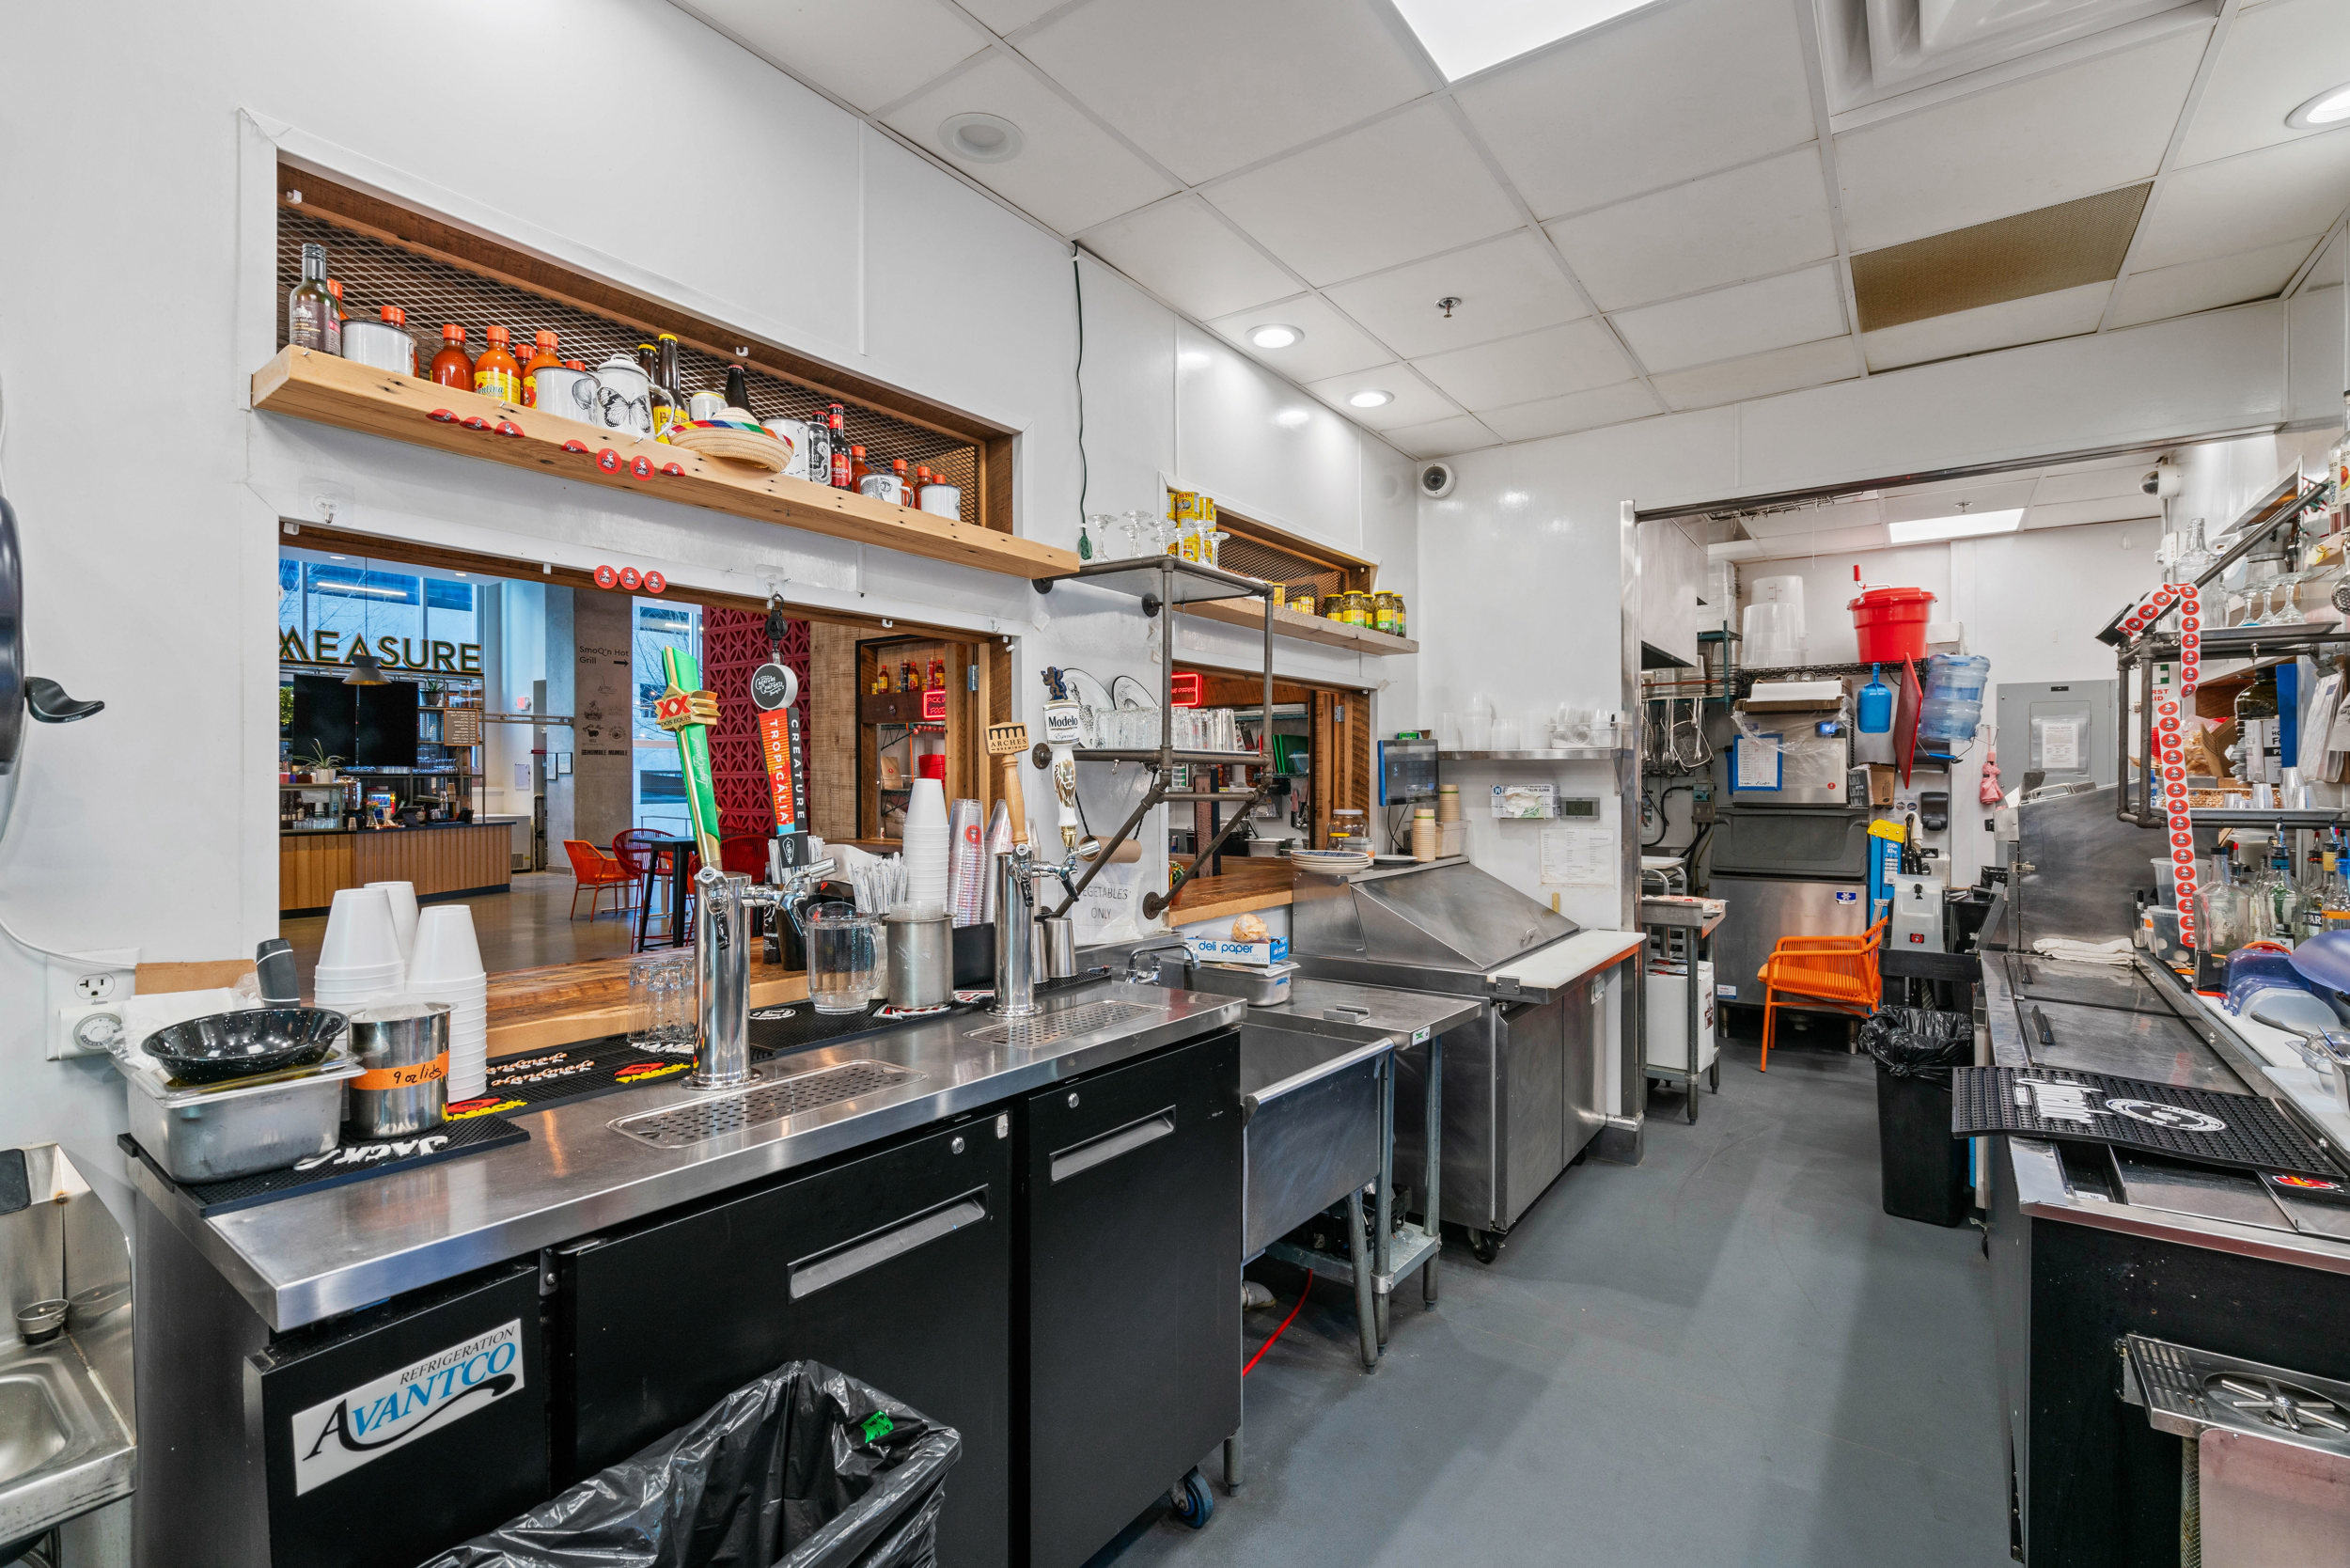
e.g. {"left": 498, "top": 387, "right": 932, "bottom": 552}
{"left": 1121, "top": 510, "right": 1148, "bottom": 558}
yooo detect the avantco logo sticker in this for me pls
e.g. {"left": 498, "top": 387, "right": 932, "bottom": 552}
{"left": 292, "top": 1320, "right": 525, "bottom": 1493}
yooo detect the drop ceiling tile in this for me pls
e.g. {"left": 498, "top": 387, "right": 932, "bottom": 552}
{"left": 1078, "top": 196, "right": 1299, "bottom": 321}
{"left": 1648, "top": 336, "right": 1862, "bottom": 411}
{"left": 1203, "top": 293, "right": 1391, "bottom": 383}
{"left": 2026, "top": 496, "right": 2161, "bottom": 529}
{"left": 675, "top": 0, "right": 990, "bottom": 114}
{"left": 959, "top": 0, "right": 1063, "bottom": 33}
{"left": 1410, "top": 319, "right": 1635, "bottom": 410}
{"left": 1611, "top": 266, "right": 1847, "bottom": 373}
{"left": 882, "top": 51, "right": 1175, "bottom": 235}
{"left": 2108, "top": 237, "right": 2321, "bottom": 327}
{"left": 2177, "top": 0, "right": 2350, "bottom": 166}
{"left": 1384, "top": 414, "right": 1501, "bottom": 460}
{"left": 1203, "top": 102, "right": 1522, "bottom": 287}
{"left": 1455, "top": 0, "right": 1816, "bottom": 219}
{"left": 1302, "top": 366, "right": 1463, "bottom": 431}
{"left": 1322, "top": 232, "right": 1587, "bottom": 359}
{"left": 1479, "top": 381, "right": 1662, "bottom": 443}
{"left": 1545, "top": 147, "right": 1836, "bottom": 312}
{"left": 1834, "top": 27, "right": 2206, "bottom": 252}
{"left": 2307, "top": 229, "right": 2346, "bottom": 291}
{"left": 1860, "top": 280, "right": 2110, "bottom": 370}
{"left": 1019, "top": 0, "right": 1433, "bottom": 185}
{"left": 2131, "top": 133, "right": 2350, "bottom": 271}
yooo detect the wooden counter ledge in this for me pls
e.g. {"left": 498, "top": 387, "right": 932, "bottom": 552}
{"left": 1166, "top": 857, "right": 1295, "bottom": 932}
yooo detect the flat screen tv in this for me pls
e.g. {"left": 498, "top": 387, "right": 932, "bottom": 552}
{"left": 354, "top": 682, "right": 419, "bottom": 768}
{"left": 288, "top": 675, "right": 354, "bottom": 767}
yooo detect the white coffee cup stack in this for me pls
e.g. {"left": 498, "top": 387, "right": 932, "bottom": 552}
{"left": 902, "top": 778, "right": 951, "bottom": 913}
{"left": 313, "top": 886, "right": 407, "bottom": 1012}
{"left": 406, "top": 906, "right": 490, "bottom": 1099}
{"left": 366, "top": 881, "right": 420, "bottom": 964}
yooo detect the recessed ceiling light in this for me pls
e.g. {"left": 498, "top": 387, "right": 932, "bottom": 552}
{"left": 940, "top": 112, "right": 1024, "bottom": 164}
{"left": 1348, "top": 389, "right": 1394, "bottom": 409}
{"left": 1887, "top": 508, "right": 2024, "bottom": 543}
{"left": 1248, "top": 324, "right": 1303, "bottom": 349}
{"left": 2287, "top": 83, "right": 2350, "bottom": 131}
{"left": 1394, "top": 0, "right": 1657, "bottom": 82}
{"left": 1275, "top": 408, "right": 1311, "bottom": 429}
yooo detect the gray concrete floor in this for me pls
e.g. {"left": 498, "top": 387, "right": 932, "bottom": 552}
{"left": 1100, "top": 1014, "right": 2010, "bottom": 1567}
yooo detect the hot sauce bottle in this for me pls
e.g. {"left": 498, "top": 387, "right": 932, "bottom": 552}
{"left": 473, "top": 324, "right": 522, "bottom": 402}
{"left": 828, "top": 406, "right": 852, "bottom": 488}
{"left": 893, "top": 459, "right": 911, "bottom": 503}
{"left": 430, "top": 324, "right": 474, "bottom": 389}
{"left": 849, "top": 445, "right": 871, "bottom": 490}
{"left": 520, "top": 330, "right": 560, "bottom": 406}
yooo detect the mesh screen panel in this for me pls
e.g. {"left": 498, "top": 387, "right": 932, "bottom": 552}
{"left": 1214, "top": 533, "right": 1349, "bottom": 603}
{"left": 278, "top": 210, "right": 979, "bottom": 522}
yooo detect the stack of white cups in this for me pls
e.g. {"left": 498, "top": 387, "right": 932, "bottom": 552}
{"left": 366, "top": 881, "right": 419, "bottom": 965}
{"left": 407, "top": 906, "right": 490, "bottom": 1099}
{"left": 313, "top": 887, "right": 407, "bottom": 1012}
{"left": 901, "top": 778, "right": 950, "bottom": 912}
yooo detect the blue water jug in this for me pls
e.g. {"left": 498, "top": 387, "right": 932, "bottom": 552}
{"left": 1856, "top": 666, "right": 1892, "bottom": 733}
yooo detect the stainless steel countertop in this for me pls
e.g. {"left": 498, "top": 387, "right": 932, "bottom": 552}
{"left": 1984, "top": 952, "right": 2350, "bottom": 1276}
{"left": 129, "top": 980, "right": 1246, "bottom": 1332}
{"left": 1252, "top": 976, "right": 1484, "bottom": 1042}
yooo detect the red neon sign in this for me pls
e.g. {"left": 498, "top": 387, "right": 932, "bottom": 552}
{"left": 1169, "top": 671, "right": 1205, "bottom": 708}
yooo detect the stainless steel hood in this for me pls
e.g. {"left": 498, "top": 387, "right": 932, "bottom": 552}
{"left": 1292, "top": 856, "right": 1579, "bottom": 984}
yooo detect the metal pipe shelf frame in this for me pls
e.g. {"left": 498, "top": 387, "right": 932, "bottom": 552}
{"left": 2115, "top": 619, "right": 2350, "bottom": 828}
{"left": 1035, "top": 556, "right": 1279, "bottom": 920}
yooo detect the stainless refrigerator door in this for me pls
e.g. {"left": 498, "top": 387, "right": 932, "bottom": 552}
{"left": 1712, "top": 875, "right": 1868, "bottom": 1003}
{"left": 1499, "top": 994, "right": 1568, "bottom": 1229}
{"left": 1396, "top": 1011, "right": 1498, "bottom": 1231}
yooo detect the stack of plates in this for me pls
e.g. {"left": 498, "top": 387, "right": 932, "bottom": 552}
{"left": 1289, "top": 848, "right": 1373, "bottom": 876}
{"left": 314, "top": 886, "right": 407, "bottom": 1011}
{"left": 408, "top": 906, "right": 490, "bottom": 1099}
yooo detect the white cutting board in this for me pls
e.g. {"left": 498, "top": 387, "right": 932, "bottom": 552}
{"left": 1490, "top": 930, "right": 1646, "bottom": 995}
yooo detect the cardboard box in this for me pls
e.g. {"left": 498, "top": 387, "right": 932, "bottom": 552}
{"left": 1184, "top": 935, "right": 1289, "bottom": 967}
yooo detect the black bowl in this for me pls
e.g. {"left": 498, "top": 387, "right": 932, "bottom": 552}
{"left": 141, "top": 1007, "right": 348, "bottom": 1086}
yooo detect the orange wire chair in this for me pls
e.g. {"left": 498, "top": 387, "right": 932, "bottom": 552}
{"left": 562, "top": 839, "right": 636, "bottom": 921}
{"left": 1757, "top": 917, "right": 1888, "bottom": 1071}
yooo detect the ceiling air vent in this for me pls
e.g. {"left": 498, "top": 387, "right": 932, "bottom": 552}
{"left": 1813, "top": 0, "right": 2215, "bottom": 123}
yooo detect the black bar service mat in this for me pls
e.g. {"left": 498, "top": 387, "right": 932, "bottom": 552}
{"left": 449, "top": 1037, "right": 698, "bottom": 1120}
{"left": 1953, "top": 1065, "right": 2345, "bottom": 1180}
{"left": 120, "top": 1117, "right": 528, "bottom": 1216}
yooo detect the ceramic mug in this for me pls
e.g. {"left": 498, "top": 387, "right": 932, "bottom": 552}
{"left": 688, "top": 391, "right": 727, "bottom": 423}
{"left": 593, "top": 353, "right": 652, "bottom": 437}
{"left": 858, "top": 473, "right": 905, "bottom": 506}
{"left": 919, "top": 482, "right": 961, "bottom": 520}
{"left": 533, "top": 366, "right": 602, "bottom": 426}
{"left": 765, "top": 419, "right": 809, "bottom": 479}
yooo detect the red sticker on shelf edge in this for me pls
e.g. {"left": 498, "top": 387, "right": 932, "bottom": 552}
{"left": 618, "top": 567, "right": 642, "bottom": 590}
{"left": 643, "top": 572, "right": 666, "bottom": 594}
{"left": 629, "top": 455, "right": 655, "bottom": 480}
{"left": 428, "top": 408, "right": 457, "bottom": 423}
{"left": 597, "top": 448, "right": 621, "bottom": 473}
{"left": 594, "top": 565, "right": 618, "bottom": 589}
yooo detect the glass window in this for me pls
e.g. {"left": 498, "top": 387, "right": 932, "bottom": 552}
{"left": 632, "top": 598, "right": 700, "bottom": 830}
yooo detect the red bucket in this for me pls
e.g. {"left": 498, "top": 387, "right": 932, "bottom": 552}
{"left": 1849, "top": 586, "right": 1935, "bottom": 663}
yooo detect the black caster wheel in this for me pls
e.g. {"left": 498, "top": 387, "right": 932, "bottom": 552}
{"left": 1168, "top": 1466, "right": 1214, "bottom": 1529}
{"left": 1468, "top": 1230, "right": 1501, "bottom": 1264}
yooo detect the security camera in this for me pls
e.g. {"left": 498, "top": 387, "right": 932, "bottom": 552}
{"left": 2142, "top": 462, "right": 2183, "bottom": 499}
{"left": 1418, "top": 462, "right": 1456, "bottom": 500}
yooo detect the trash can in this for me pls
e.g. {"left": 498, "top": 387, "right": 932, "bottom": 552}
{"left": 1859, "top": 1005, "right": 1975, "bottom": 1227}
{"left": 418, "top": 1361, "right": 960, "bottom": 1568}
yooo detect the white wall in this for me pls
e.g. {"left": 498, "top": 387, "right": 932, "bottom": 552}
{"left": 0, "top": 0, "right": 1411, "bottom": 1217}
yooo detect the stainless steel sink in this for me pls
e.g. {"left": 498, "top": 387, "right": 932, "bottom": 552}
{"left": 0, "top": 1341, "right": 133, "bottom": 1545}
{"left": 0, "top": 1370, "right": 70, "bottom": 1482}
{"left": 1239, "top": 1020, "right": 1393, "bottom": 1259}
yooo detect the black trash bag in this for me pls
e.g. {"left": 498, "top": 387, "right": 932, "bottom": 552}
{"left": 1858, "top": 1006, "right": 1973, "bottom": 1080}
{"left": 419, "top": 1361, "right": 959, "bottom": 1568}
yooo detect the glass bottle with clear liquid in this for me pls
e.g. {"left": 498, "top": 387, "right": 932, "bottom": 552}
{"left": 2171, "top": 516, "right": 2219, "bottom": 588}
{"left": 2197, "top": 847, "right": 2258, "bottom": 958}
{"left": 2264, "top": 844, "right": 2305, "bottom": 942}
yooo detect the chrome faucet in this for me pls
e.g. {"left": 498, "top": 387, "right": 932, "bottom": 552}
{"left": 992, "top": 839, "right": 1102, "bottom": 1018}
{"left": 1123, "top": 939, "right": 1190, "bottom": 986}
{"left": 693, "top": 856, "right": 835, "bottom": 1090}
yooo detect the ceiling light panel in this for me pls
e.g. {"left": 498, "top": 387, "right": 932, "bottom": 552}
{"left": 1382, "top": 414, "right": 1503, "bottom": 460}
{"left": 881, "top": 51, "right": 1174, "bottom": 234}
{"left": 1077, "top": 196, "right": 1301, "bottom": 321}
{"left": 1887, "top": 509, "right": 2025, "bottom": 542}
{"left": 1848, "top": 183, "right": 2150, "bottom": 333}
{"left": 1477, "top": 380, "right": 1662, "bottom": 442}
{"left": 1392, "top": 0, "right": 1660, "bottom": 82}
{"left": 1411, "top": 318, "right": 1636, "bottom": 409}
{"left": 2175, "top": 0, "right": 2350, "bottom": 165}
{"left": 1203, "top": 101, "right": 1523, "bottom": 286}
{"left": 2129, "top": 132, "right": 2350, "bottom": 272}
{"left": 1610, "top": 265, "right": 1847, "bottom": 373}
{"left": 675, "top": 0, "right": 989, "bottom": 114}
{"left": 1203, "top": 293, "right": 1390, "bottom": 382}
{"left": 1544, "top": 146, "right": 1836, "bottom": 312}
{"left": 2107, "top": 237, "right": 2321, "bottom": 329}
{"left": 1304, "top": 367, "right": 1464, "bottom": 430}
{"left": 1321, "top": 232, "right": 1590, "bottom": 358}
{"left": 1859, "top": 279, "right": 2109, "bottom": 371}
{"left": 1647, "top": 336, "right": 1862, "bottom": 412}
{"left": 1455, "top": 0, "right": 1815, "bottom": 218}
{"left": 1832, "top": 27, "right": 2205, "bottom": 252}
{"left": 1018, "top": 0, "right": 1432, "bottom": 185}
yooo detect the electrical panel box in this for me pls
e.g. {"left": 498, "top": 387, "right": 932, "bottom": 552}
{"left": 1995, "top": 680, "right": 2115, "bottom": 793}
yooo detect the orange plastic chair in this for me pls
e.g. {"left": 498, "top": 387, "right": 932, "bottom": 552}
{"left": 1757, "top": 917, "right": 1888, "bottom": 1071}
{"left": 563, "top": 839, "right": 635, "bottom": 920}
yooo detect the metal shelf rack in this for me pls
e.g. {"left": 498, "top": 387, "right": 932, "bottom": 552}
{"left": 1034, "top": 556, "right": 1277, "bottom": 920}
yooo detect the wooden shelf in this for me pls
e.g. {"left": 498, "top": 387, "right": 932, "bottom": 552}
{"left": 251, "top": 348, "right": 1079, "bottom": 581}
{"left": 1178, "top": 595, "right": 1418, "bottom": 655}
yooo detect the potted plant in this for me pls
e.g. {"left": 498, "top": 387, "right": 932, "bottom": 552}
{"left": 293, "top": 741, "right": 343, "bottom": 783}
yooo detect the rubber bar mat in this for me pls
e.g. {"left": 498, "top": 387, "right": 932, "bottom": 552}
{"left": 121, "top": 1116, "right": 527, "bottom": 1216}
{"left": 1953, "top": 1065, "right": 2346, "bottom": 1179}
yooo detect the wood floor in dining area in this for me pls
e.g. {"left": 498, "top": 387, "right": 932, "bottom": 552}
{"left": 280, "top": 870, "right": 664, "bottom": 985}
{"left": 1100, "top": 1010, "right": 2011, "bottom": 1568}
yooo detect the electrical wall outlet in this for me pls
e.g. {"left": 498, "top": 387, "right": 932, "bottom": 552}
{"left": 45, "top": 948, "right": 136, "bottom": 1059}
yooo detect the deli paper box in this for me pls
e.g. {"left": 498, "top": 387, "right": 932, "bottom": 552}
{"left": 1183, "top": 935, "right": 1289, "bottom": 966}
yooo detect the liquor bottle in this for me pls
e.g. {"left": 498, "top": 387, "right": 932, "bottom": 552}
{"left": 724, "top": 362, "right": 753, "bottom": 414}
{"left": 321, "top": 280, "right": 347, "bottom": 355}
{"left": 653, "top": 334, "right": 684, "bottom": 443}
{"left": 828, "top": 405, "right": 851, "bottom": 489}
{"left": 429, "top": 324, "right": 473, "bottom": 389}
{"left": 849, "top": 445, "right": 871, "bottom": 490}
{"left": 2197, "top": 846, "right": 2257, "bottom": 957}
{"left": 288, "top": 243, "right": 337, "bottom": 353}
{"left": 2268, "top": 843, "right": 2304, "bottom": 941}
{"left": 900, "top": 659, "right": 917, "bottom": 694}
{"left": 521, "top": 330, "right": 560, "bottom": 406}
{"left": 473, "top": 325, "right": 523, "bottom": 402}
